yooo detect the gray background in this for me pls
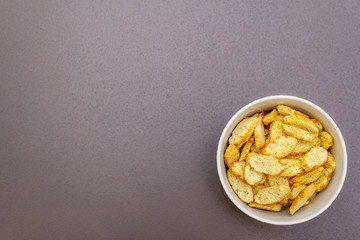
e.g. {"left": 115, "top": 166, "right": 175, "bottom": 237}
{"left": 1, "top": 0, "right": 359, "bottom": 239}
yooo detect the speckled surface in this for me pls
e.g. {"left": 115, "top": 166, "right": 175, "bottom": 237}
{"left": 1, "top": 1, "right": 360, "bottom": 239}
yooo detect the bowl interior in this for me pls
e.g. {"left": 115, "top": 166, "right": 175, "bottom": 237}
{"left": 217, "top": 96, "right": 347, "bottom": 225}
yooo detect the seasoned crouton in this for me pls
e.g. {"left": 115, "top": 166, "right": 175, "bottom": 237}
{"left": 302, "top": 147, "right": 328, "bottom": 171}
{"left": 279, "top": 159, "right": 303, "bottom": 177}
{"left": 248, "top": 202, "right": 282, "bottom": 212}
{"left": 319, "top": 131, "right": 333, "bottom": 150}
{"left": 239, "top": 135, "right": 255, "bottom": 162}
{"left": 229, "top": 116, "right": 258, "bottom": 147}
{"left": 311, "top": 119, "right": 323, "bottom": 132}
{"left": 284, "top": 112, "right": 320, "bottom": 135}
{"left": 254, "top": 117, "right": 266, "bottom": 149}
{"left": 282, "top": 123, "right": 317, "bottom": 142}
{"left": 290, "top": 183, "right": 306, "bottom": 200}
{"left": 262, "top": 136, "right": 297, "bottom": 158}
{"left": 289, "top": 184, "right": 316, "bottom": 215}
{"left": 267, "top": 175, "right": 290, "bottom": 187}
{"left": 263, "top": 109, "right": 278, "bottom": 125}
{"left": 291, "top": 167, "right": 324, "bottom": 185}
{"left": 247, "top": 153, "right": 285, "bottom": 175}
{"left": 245, "top": 163, "right": 265, "bottom": 186}
{"left": 269, "top": 120, "right": 285, "bottom": 142}
{"left": 227, "top": 171, "right": 254, "bottom": 203}
{"left": 290, "top": 139, "right": 316, "bottom": 155}
{"left": 254, "top": 185, "right": 291, "bottom": 204}
{"left": 314, "top": 168, "right": 333, "bottom": 192}
{"left": 325, "top": 152, "right": 336, "bottom": 172}
{"left": 230, "top": 161, "right": 246, "bottom": 179}
{"left": 224, "top": 144, "right": 240, "bottom": 167}
{"left": 252, "top": 184, "right": 266, "bottom": 195}
{"left": 277, "top": 105, "right": 294, "bottom": 115}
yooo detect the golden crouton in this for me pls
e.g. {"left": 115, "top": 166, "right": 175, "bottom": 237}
{"left": 227, "top": 171, "right": 254, "bottom": 203}
{"left": 302, "top": 147, "right": 328, "bottom": 172}
{"left": 285, "top": 154, "right": 306, "bottom": 160}
{"left": 275, "top": 115, "right": 284, "bottom": 121}
{"left": 262, "top": 136, "right": 297, "bottom": 158}
{"left": 289, "top": 184, "right": 316, "bottom": 215}
{"left": 308, "top": 192, "right": 316, "bottom": 201}
{"left": 252, "top": 184, "right": 266, "bottom": 194}
{"left": 284, "top": 112, "right": 320, "bottom": 135}
{"left": 263, "top": 109, "right": 278, "bottom": 125}
{"left": 267, "top": 175, "right": 290, "bottom": 187}
{"left": 325, "top": 152, "right": 336, "bottom": 172}
{"left": 291, "top": 167, "right": 324, "bottom": 185}
{"left": 254, "top": 185, "right": 291, "bottom": 204}
{"left": 269, "top": 120, "right": 285, "bottom": 142}
{"left": 290, "top": 139, "right": 317, "bottom": 155}
{"left": 314, "top": 168, "right": 333, "bottom": 192}
{"left": 230, "top": 161, "right": 246, "bottom": 179}
{"left": 279, "top": 159, "right": 303, "bottom": 177}
{"left": 248, "top": 202, "right": 282, "bottom": 212}
{"left": 254, "top": 117, "right": 266, "bottom": 149}
{"left": 250, "top": 143, "right": 261, "bottom": 153}
{"left": 247, "top": 153, "right": 285, "bottom": 175}
{"left": 239, "top": 135, "right": 255, "bottom": 162}
{"left": 229, "top": 116, "right": 258, "bottom": 147}
{"left": 224, "top": 144, "right": 240, "bottom": 167}
{"left": 311, "top": 119, "right": 323, "bottom": 132}
{"left": 290, "top": 183, "right": 306, "bottom": 200}
{"left": 319, "top": 131, "right": 333, "bottom": 150}
{"left": 282, "top": 123, "right": 317, "bottom": 142}
{"left": 277, "top": 105, "right": 294, "bottom": 115}
{"left": 245, "top": 163, "right": 265, "bottom": 186}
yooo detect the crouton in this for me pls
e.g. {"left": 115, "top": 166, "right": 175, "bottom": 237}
{"left": 252, "top": 184, "right": 266, "bottom": 194}
{"left": 227, "top": 171, "right": 254, "bottom": 203}
{"left": 282, "top": 123, "right": 317, "bottom": 142}
{"left": 277, "top": 105, "right": 294, "bottom": 115}
{"left": 275, "top": 115, "right": 284, "bottom": 121}
{"left": 263, "top": 109, "right": 278, "bottom": 125}
{"left": 262, "top": 136, "right": 297, "bottom": 158}
{"left": 279, "top": 159, "right": 303, "bottom": 177}
{"left": 254, "top": 185, "right": 291, "bottom": 204}
{"left": 308, "top": 192, "right": 316, "bottom": 201}
{"left": 254, "top": 117, "right": 266, "bottom": 149}
{"left": 290, "top": 183, "right": 306, "bottom": 200}
{"left": 269, "top": 120, "right": 285, "bottom": 142}
{"left": 248, "top": 202, "right": 282, "bottom": 212}
{"left": 229, "top": 116, "right": 258, "bottom": 147}
{"left": 325, "top": 152, "right": 336, "bottom": 172}
{"left": 224, "top": 144, "right": 240, "bottom": 167}
{"left": 311, "top": 119, "right": 323, "bottom": 132}
{"left": 285, "top": 154, "right": 306, "bottom": 160}
{"left": 247, "top": 153, "right": 285, "bottom": 175}
{"left": 245, "top": 163, "right": 265, "bottom": 186}
{"left": 302, "top": 147, "right": 328, "bottom": 171}
{"left": 284, "top": 112, "right": 320, "bottom": 135}
{"left": 267, "top": 175, "right": 290, "bottom": 187}
{"left": 259, "top": 174, "right": 267, "bottom": 184}
{"left": 290, "top": 138, "right": 318, "bottom": 155}
{"left": 250, "top": 143, "right": 261, "bottom": 153}
{"left": 291, "top": 167, "right": 324, "bottom": 185}
{"left": 229, "top": 161, "right": 246, "bottom": 179}
{"left": 319, "top": 131, "right": 333, "bottom": 150}
{"left": 314, "top": 168, "right": 333, "bottom": 192}
{"left": 239, "top": 135, "right": 255, "bottom": 162}
{"left": 289, "top": 184, "right": 316, "bottom": 215}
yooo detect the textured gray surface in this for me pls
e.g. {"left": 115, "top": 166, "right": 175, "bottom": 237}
{"left": 1, "top": 0, "right": 360, "bottom": 239}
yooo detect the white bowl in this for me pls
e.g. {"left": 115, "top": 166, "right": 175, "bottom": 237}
{"left": 217, "top": 95, "right": 347, "bottom": 225}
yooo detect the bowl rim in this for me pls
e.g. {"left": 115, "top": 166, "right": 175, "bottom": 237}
{"left": 217, "top": 95, "right": 347, "bottom": 225}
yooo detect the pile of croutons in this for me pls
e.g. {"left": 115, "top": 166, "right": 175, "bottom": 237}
{"left": 224, "top": 105, "right": 335, "bottom": 215}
